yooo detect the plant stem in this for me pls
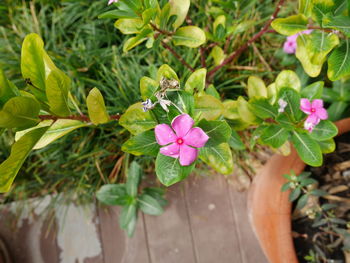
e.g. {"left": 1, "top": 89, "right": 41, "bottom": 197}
{"left": 207, "top": 0, "right": 285, "bottom": 80}
{"left": 161, "top": 41, "right": 195, "bottom": 72}
{"left": 38, "top": 114, "right": 120, "bottom": 122}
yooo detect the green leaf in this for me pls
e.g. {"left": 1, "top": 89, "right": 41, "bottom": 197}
{"left": 223, "top": 100, "right": 240, "bottom": 120}
{"left": 155, "top": 153, "right": 195, "bottom": 186}
{"left": 278, "top": 88, "right": 302, "bottom": 122}
{"left": 0, "top": 70, "right": 20, "bottom": 107}
{"left": 310, "top": 120, "right": 338, "bottom": 141}
{"left": 322, "top": 88, "right": 340, "bottom": 102}
{"left": 299, "top": 0, "right": 313, "bottom": 17}
{"left": 289, "top": 187, "right": 301, "bottom": 202}
{"left": 310, "top": 189, "right": 328, "bottom": 196}
{"left": 323, "top": 14, "right": 350, "bottom": 37}
{"left": 138, "top": 194, "right": 164, "bottom": 215}
{"left": 142, "top": 8, "right": 158, "bottom": 26}
{"left": 96, "top": 184, "right": 127, "bottom": 206}
{"left": 140, "top": 76, "right": 158, "bottom": 100}
{"left": 142, "top": 187, "right": 167, "bottom": 207}
{"left": 123, "top": 28, "right": 153, "bottom": 52}
{"left": 45, "top": 69, "right": 71, "bottom": 117}
{"left": 0, "top": 97, "right": 40, "bottom": 129}
{"left": 199, "top": 143, "right": 233, "bottom": 175}
{"left": 281, "top": 182, "right": 292, "bottom": 192}
{"left": 119, "top": 204, "right": 137, "bottom": 229}
{"left": 261, "top": 125, "right": 289, "bottom": 148}
{"left": 114, "top": 18, "right": 144, "bottom": 34}
{"left": 210, "top": 46, "right": 225, "bottom": 65}
{"left": 86, "top": 88, "right": 110, "bottom": 125}
{"left": 15, "top": 119, "right": 87, "bottom": 150}
{"left": 169, "top": 0, "right": 190, "bottom": 29}
{"left": 119, "top": 102, "right": 157, "bottom": 135}
{"left": 318, "top": 138, "right": 336, "bottom": 153}
{"left": 247, "top": 76, "right": 267, "bottom": 99}
{"left": 237, "top": 96, "right": 257, "bottom": 124}
{"left": 275, "top": 70, "right": 301, "bottom": 92}
{"left": 156, "top": 64, "right": 179, "bottom": 82}
{"left": 271, "top": 14, "right": 308, "bottom": 36}
{"left": 172, "top": 26, "right": 206, "bottom": 48}
{"left": 198, "top": 119, "right": 231, "bottom": 146}
{"left": 195, "top": 94, "right": 223, "bottom": 120}
{"left": 296, "top": 194, "right": 309, "bottom": 209}
{"left": 0, "top": 126, "right": 48, "bottom": 192}
{"left": 328, "top": 39, "right": 350, "bottom": 81}
{"left": 126, "top": 161, "right": 142, "bottom": 197}
{"left": 249, "top": 99, "right": 278, "bottom": 119}
{"left": 184, "top": 68, "right": 207, "bottom": 94}
{"left": 328, "top": 101, "right": 348, "bottom": 121}
{"left": 122, "top": 130, "right": 160, "bottom": 156}
{"left": 291, "top": 131, "right": 323, "bottom": 167}
{"left": 228, "top": 130, "right": 245, "bottom": 150}
{"left": 99, "top": 10, "right": 139, "bottom": 19}
{"left": 300, "top": 81, "right": 324, "bottom": 100}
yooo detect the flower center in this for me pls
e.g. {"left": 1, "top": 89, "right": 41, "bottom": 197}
{"left": 311, "top": 108, "right": 316, "bottom": 113}
{"left": 176, "top": 138, "right": 184, "bottom": 145}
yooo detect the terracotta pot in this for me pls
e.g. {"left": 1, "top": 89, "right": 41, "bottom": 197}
{"left": 248, "top": 118, "right": 350, "bottom": 263}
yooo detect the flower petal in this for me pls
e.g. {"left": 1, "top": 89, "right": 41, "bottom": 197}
{"left": 312, "top": 99, "right": 324, "bottom": 109}
{"left": 184, "top": 127, "right": 209, "bottom": 148}
{"left": 316, "top": 108, "right": 328, "bottom": 120}
{"left": 179, "top": 145, "right": 198, "bottom": 166}
{"left": 171, "top": 114, "right": 194, "bottom": 138}
{"left": 155, "top": 124, "right": 177, "bottom": 145}
{"left": 283, "top": 40, "right": 296, "bottom": 54}
{"left": 306, "top": 114, "right": 320, "bottom": 125}
{"left": 160, "top": 143, "right": 180, "bottom": 158}
{"left": 300, "top": 98, "right": 312, "bottom": 114}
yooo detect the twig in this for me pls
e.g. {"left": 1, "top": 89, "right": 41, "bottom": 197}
{"left": 207, "top": 0, "right": 285, "bottom": 80}
{"left": 251, "top": 43, "right": 272, "bottom": 72}
{"left": 200, "top": 47, "right": 207, "bottom": 68}
{"left": 38, "top": 114, "right": 120, "bottom": 122}
{"left": 161, "top": 41, "right": 195, "bottom": 72}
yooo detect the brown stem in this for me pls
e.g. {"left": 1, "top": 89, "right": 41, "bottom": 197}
{"left": 161, "top": 41, "right": 195, "bottom": 72}
{"left": 150, "top": 23, "right": 173, "bottom": 36}
{"left": 200, "top": 47, "right": 207, "bottom": 68}
{"left": 207, "top": 0, "right": 285, "bottom": 80}
{"left": 38, "top": 114, "right": 120, "bottom": 122}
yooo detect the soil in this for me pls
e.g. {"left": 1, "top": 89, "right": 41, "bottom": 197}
{"left": 293, "top": 132, "right": 350, "bottom": 263}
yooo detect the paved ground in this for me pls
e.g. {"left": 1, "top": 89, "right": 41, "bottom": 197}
{"left": 0, "top": 174, "right": 268, "bottom": 263}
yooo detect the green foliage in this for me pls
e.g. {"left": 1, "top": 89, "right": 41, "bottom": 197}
{"left": 87, "top": 88, "right": 110, "bottom": 125}
{"left": 122, "top": 130, "right": 160, "bottom": 156}
{"left": 199, "top": 143, "right": 234, "bottom": 175}
{"left": 172, "top": 26, "right": 206, "bottom": 48}
{"left": 271, "top": 14, "right": 308, "bottom": 36}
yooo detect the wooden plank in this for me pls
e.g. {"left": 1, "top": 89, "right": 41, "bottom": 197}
{"left": 143, "top": 183, "right": 197, "bottom": 263}
{"left": 98, "top": 205, "right": 150, "bottom": 263}
{"left": 228, "top": 185, "right": 269, "bottom": 263}
{"left": 184, "top": 175, "right": 243, "bottom": 263}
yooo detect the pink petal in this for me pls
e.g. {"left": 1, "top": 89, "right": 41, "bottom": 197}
{"left": 160, "top": 143, "right": 180, "bottom": 158}
{"left": 301, "top": 29, "right": 313, "bottom": 35}
{"left": 179, "top": 145, "right": 198, "bottom": 166}
{"left": 183, "top": 127, "right": 209, "bottom": 148}
{"left": 316, "top": 108, "right": 328, "bottom": 120}
{"left": 300, "top": 98, "right": 312, "bottom": 114}
{"left": 283, "top": 41, "right": 296, "bottom": 54}
{"left": 155, "top": 124, "right": 177, "bottom": 146}
{"left": 312, "top": 99, "right": 324, "bottom": 109}
{"left": 171, "top": 114, "right": 194, "bottom": 138}
{"left": 306, "top": 114, "right": 320, "bottom": 125}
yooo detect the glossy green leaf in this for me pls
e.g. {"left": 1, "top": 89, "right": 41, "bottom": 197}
{"left": 119, "top": 204, "right": 137, "bottom": 229}
{"left": 299, "top": 0, "right": 313, "bottom": 17}
{"left": 210, "top": 46, "right": 225, "bottom": 65}
{"left": 0, "top": 97, "right": 40, "bottom": 129}
{"left": 275, "top": 70, "right": 301, "bottom": 92}
{"left": 15, "top": 119, "right": 87, "bottom": 150}
{"left": 172, "top": 26, "right": 206, "bottom": 48}
{"left": 328, "top": 101, "right": 348, "bottom": 120}
{"left": 155, "top": 153, "right": 195, "bottom": 186}
{"left": 310, "top": 120, "right": 338, "bottom": 141}
{"left": 184, "top": 68, "right": 207, "bottom": 94}
{"left": 328, "top": 39, "right": 350, "bottom": 81}
{"left": 169, "top": 0, "right": 190, "bottom": 29}
{"left": 140, "top": 76, "right": 158, "bottom": 100}
{"left": 122, "top": 130, "right": 159, "bottom": 156}
{"left": 0, "top": 126, "right": 49, "bottom": 192}
{"left": 119, "top": 102, "right": 157, "bottom": 135}
{"left": 0, "top": 70, "right": 19, "bottom": 107}
{"left": 318, "top": 138, "right": 336, "bottom": 153}
{"left": 323, "top": 14, "right": 350, "bottom": 37}
{"left": 126, "top": 161, "right": 142, "bottom": 197}
{"left": 87, "top": 88, "right": 110, "bottom": 125}
{"left": 228, "top": 130, "right": 245, "bottom": 150}
{"left": 96, "top": 184, "right": 127, "bottom": 206}
{"left": 123, "top": 28, "right": 153, "bottom": 52}
{"left": 300, "top": 81, "right": 324, "bottom": 100}
{"left": 307, "top": 31, "right": 339, "bottom": 65}
{"left": 138, "top": 194, "right": 164, "bottom": 215}
{"left": 156, "top": 64, "right": 179, "bottom": 82}
{"left": 195, "top": 94, "right": 223, "bottom": 120}
{"left": 46, "top": 69, "right": 71, "bottom": 117}
{"left": 271, "top": 14, "right": 308, "bottom": 36}
{"left": 291, "top": 131, "right": 323, "bottom": 166}
{"left": 247, "top": 76, "right": 267, "bottom": 99}
{"left": 223, "top": 100, "right": 240, "bottom": 120}
{"left": 198, "top": 119, "right": 231, "bottom": 146}
{"left": 278, "top": 88, "right": 302, "bottom": 122}
{"left": 261, "top": 125, "right": 289, "bottom": 148}
{"left": 249, "top": 99, "right": 278, "bottom": 119}
{"left": 237, "top": 96, "right": 257, "bottom": 124}
{"left": 199, "top": 143, "right": 233, "bottom": 175}
{"left": 114, "top": 18, "right": 144, "bottom": 34}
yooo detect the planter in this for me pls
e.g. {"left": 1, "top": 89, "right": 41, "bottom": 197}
{"left": 248, "top": 118, "right": 350, "bottom": 263}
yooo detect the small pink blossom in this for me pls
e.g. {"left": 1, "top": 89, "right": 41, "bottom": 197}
{"left": 155, "top": 114, "right": 209, "bottom": 166}
{"left": 300, "top": 98, "right": 328, "bottom": 132}
{"left": 283, "top": 30, "right": 313, "bottom": 54}
{"left": 108, "top": 0, "right": 118, "bottom": 5}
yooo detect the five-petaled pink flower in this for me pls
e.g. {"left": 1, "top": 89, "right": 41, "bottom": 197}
{"left": 155, "top": 114, "right": 209, "bottom": 166}
{"left": 300, "top": 98, "right": 328, "bottom": 132}
{"left": 283, "top": 30, "right": 313, "bottom": 54}
{"left": 108, "top": 0, "right": 118, "bottom": 5}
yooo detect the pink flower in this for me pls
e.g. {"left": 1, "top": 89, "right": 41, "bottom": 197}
{"left": 155, "top": 114, "right": 209, "bottom": 166}
{"left": 108, "top": 0, "right": 118, "bottom": 5}
{"left": 300, "top": 98, "right": 328, "bottom": 132}
{"left": 283, "top": 30, "right": 313, "bottom": 54}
